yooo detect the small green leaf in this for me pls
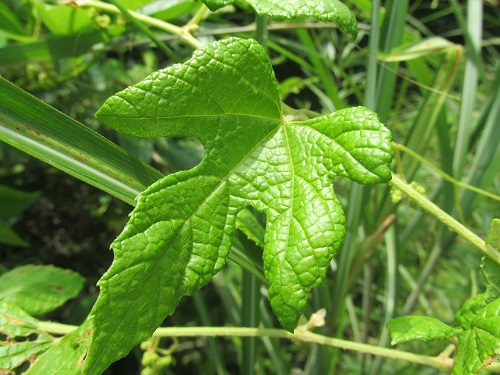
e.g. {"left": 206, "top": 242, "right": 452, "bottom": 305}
{"left": 36, "top": 4, "right": 93, "bottom": 36}
{"left": 0, "top": 302, "right": 54, "bottom": 371}
{"left": 486, "top": 218, "right": 500, "bottom": 250}
{"left": 0, "top": 185, "right": 39, "bottom": 220}
{"left": 0, "top": 264, "right": 84, "bottom": 316}
{"left": 453, "top": 297, "right": 500, "bottom": 375}
{"left": 0, "top": 220, "right": 29, "bottom": 247}
{"left": 0, "top": 185, "right": 40, "bottom": 247}
{"left": 86, "top": 37, "right": 392, "bottom": 373}
{"left": 0, "top": 301, "right": 40, "bottom": 338}
{"left": 387, "top": 316, "right": 457, "bottom": 345}
{"left": 481, "top": 256, "right": 500, "bottom": 304}
{"left": 236, "top": 208, "right": 265, "bottom": 249}
{"left": 201, "top": 0, "right": 358, "bottom": 39}
{"left": 201, "top": 0, "right": 233, "bottom": 11}
{"left": 455, "top": 294, "right": 487, "bottom": 331}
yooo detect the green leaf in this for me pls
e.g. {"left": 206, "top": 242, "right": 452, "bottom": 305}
{"left": 37, "top": 4, "right": 93, "bottom": 35}
{"left": 486, "top": 218, "right": 500, "bottom": 250}
{"left": 25, "top": 319, "right": 93, "bottom": 375}
{"left": 387, "top": 316, "right": 457, "bottom": 345}
{"left": 481, "top": 256, "right": 500, "bottom": 304}
{"left": 236, "top": 208, "right": 265, "bottom": 249}
{"left": 0, "top": 221, "right": 29, "bottom": 247}
{"left": 201, "top": 0, "right": 234, "bottom": 11}
{"left": 85, "top": 37, "right": 392, "bottom": 373}
{"left": 0, "top": 185, "right": 40, "bottom": 220}
{"left": 201, "top": 0, "right": 358, "bottom": 39}
{"left": 0, "top": 3, "right": 25, "bottom": 35}
{"left": 0, "top": 185, "right": 39, "bottom": 246}
{"left": 455, "top": 294, "right": 487, "bottom": 331}
{"left": 0, "top": 302, "right": 54, "bottom": 371}
{"left": 453, "top": 297, "right": 500, "bottom": 375}
{"left": 0, "top": 264, "right": 84, "bottom": 316}
{"left": 0, "top": 301, "right": 40, "bottom": 338}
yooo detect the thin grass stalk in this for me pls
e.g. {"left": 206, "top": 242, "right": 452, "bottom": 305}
{"left": 106, "top": 0, "right": 177, "bottom": 61}
{"left": 461, "top": 62, "right": 500, "bottom": 212}
{"left": 212, "top": 273, "right": 241, "bottom": 326}
{"left": 241, "top": 270, "right": 260, "bottom": 375}
{"left": 402, "top": 47, "right": 462, "bottom": 180}
{"left": 259, "top": 300, "right": 290, "bottom": 375}
{"left": 398, "top": 265, "right": 432, "bottom": 315}
{"left": 360, "top": 264, "right": 373, "bottom": 374}
{"left": 402, "top": 226, "right": 443, "bottom": 314}
{"left": 375, "top": 0, "right": 408, "bottom": 122}
{"left": 295, "top": 29, "right": 346, "bottom": 110}
{"left": 452, "top": 0, "right": 483, "bottom": 177}
{"left": 368, "top": 226, "right": 398, "bottom": 375}
{"left": 192, "top": 292, "right": 229, "bottom": 375}
{"left": 329, "top": 2, "right": 384, "bottom": 372}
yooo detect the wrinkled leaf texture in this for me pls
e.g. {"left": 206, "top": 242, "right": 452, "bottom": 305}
{"left": 454, "top": 297, "right": 500, "bottom": 375}
{"left": 84, "top": 37, "right": 392, "bottom": 374}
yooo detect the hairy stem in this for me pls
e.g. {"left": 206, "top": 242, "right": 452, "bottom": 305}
{"left": 392, "top": 142, "right": 500, "bottom": 202}
{"left": 391, "top": 174, "right": 500, "bottom": 264}
{"left": 38, "top": 322, "right": 453, "bottom": 372}
{"left": 67, "top": 0, "right": 203, "bottom": 48}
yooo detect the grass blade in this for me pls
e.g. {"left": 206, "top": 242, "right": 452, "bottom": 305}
{"left": 452, "top": 0, "right": 483, "bottom": 177}
{"left": 0, "top": 77, "right": 163, "bottom": 205}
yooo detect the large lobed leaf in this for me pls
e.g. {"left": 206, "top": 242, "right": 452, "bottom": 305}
{"left": 201, "top": 0, "right": 358, "bottom": 39}
{"left": 85, "top": 37, "right": 392, "bottom": 373}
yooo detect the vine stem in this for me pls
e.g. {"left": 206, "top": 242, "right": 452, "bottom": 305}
{"left": 392, "top": 142, "right": 500, "bottom": 202}
{"left": 38, "top": 322, "right": 453, "bottom": 372}
{"left": 67, "top": 0, "right": 203, "bottom": 49}
{"left": 390, "top": 174, "right": 500, "bottom": 265}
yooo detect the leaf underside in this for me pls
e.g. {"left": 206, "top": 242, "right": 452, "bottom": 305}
{"left": 387, "top": 316, "right": 457, "bottom": 345}
{"left": 84, "top": 37, "right": 392, "bottom": 374}
{"left": 201, "top": 0, "right": 358, "bottom": 39}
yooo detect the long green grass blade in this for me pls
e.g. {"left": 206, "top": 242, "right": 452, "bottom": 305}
{"left": 402, "top": 46, "right": 462, "bottom": 179}
{"left": 375, "top": 0, "right": 408, "bottom": 122}
{"left": 452, "top": 0, "right": 482, "bottom": 177}
{"left": 461, "top": 62, "right": 500, "bottom": 211}
{"left": 241, "top": 270, "right": 260, "bottom": 375}
{"left": 295, "top": 28, "right": 346, "bottom": 110}
{"left": 0, "top": 77, "right": 163, "bottom": 205}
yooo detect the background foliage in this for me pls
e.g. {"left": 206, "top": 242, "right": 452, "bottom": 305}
{"left": 0, "top": 0, "right": 499, "bottom": 374}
